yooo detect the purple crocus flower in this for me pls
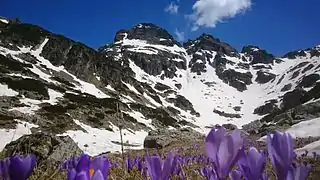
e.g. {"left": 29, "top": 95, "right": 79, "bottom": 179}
{"left": 177, "top": 163, "right": 186, "bottom": 179}
{"left": 70, "top": 154, "right": 90, "bottom": 173}
{"left": 68, "top": 168, "right": 105, "bottom": 180}
{"left": 170, "top": 155, "right": 179, "bottom": 175}
{"left": 68, "top": 169, "right": 92, "bottom": 180}
{"left": 267, "top": 131, "right": 294, "bottom": 180}
{"left": 0, "top": 158, "right": 10, "bottom": 179}
{"left": 141, "top": 167, "right": 148, "bottom": 179}
{"left": 125, "top": 157, "right": 135, "bottom": 173}
{"left": 286, "top": 164, "right": 312, "bottom": 180}
{"left": 145, "top": 152, "right": 174, "bottom": 180}
{"left": 91, "top": 170, "right": 105, "bottom": 180}
{"left": 110, "top": 162, "right": 120, "bottom": 169}
{"left": 136, "top": 158, "right": 143, "bottom": 172}
{"left": 146, "top": 155, "right": 162, "bottom": 180}
{"left": 67, "top": 154, "right": 90, "bottom": 180}
{"left": 205, "top": 127, "right": 245, "bottom": 179}
{"left": 8, "top": 154, "right": 37, "bottom": 180}
{"left": 67, "top": 153, "right": 112, "bottom": 180}
{"left": 238, "top": 147, "right": 266, "bottom": 180}
{"left": 229, "top": 170, "right": 242, "bottom": 180}
{"left": 200, "top": 166, "right": 217, "bottom": 180}
{"left": 90, "top": 156, "right": 110, "bottom": 179}
{"left": 61, "top": 157, "right": 79, "bottom": 170}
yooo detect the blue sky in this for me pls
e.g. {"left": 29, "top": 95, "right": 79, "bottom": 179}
{"left": 2, "top": 0, "right": 320, "bottom": 56}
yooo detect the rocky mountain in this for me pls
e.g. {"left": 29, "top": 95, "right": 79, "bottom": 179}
{"left": 1, "top": 17, "right": 320, "bottom": 157}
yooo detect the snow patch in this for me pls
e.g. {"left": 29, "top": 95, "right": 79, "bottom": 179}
{"left": 127, "top": 48, "right": 158, "bottom": 55}
{"left": 258, "top": 117, "right": 320, "bottom": 142}
{"left": 7, "top": 73, "right": 34, "bottom": 79}
{"left": 96, "top": 75, "right": 101, "bottom": 81}
{"left": 285, "top": 117, "right": 320, "bottom": 138}
{"left": 123, "top": 81, "right": 141, "bottom": 94}
{"left": 121, "top": 95, "right": 136, "bottom": 103}
{"left": 0, "top": 120, "right": 39, "bottom": 151}
{"left": 120, "top": 39, "right": 185, "bottom": 55}
{"left": 124, "top": 110, "right": 154, "bottom": 129}
{"left": 65, "top": 91, "right": 80, "bottom": 95}
{"left": 73, "top": 79, "right": 109, "bottom": 98}
{"left": 0, "top": 18, "right": 9, "bottom": 24}
{"left": 0, "top": 83, "right": 19, "bottom": 96}
{"left": 58, "top": 119, "right": 148, "bottom": 156}
{"left": 295, "top": 140, "right": 320, "bottom": 156}
{"left": 143, "top": 93, "right": 162, "bottom": 107}
{"left": 172, "top": 58, "right": 184, "bottom": 62}
{"left": 196, "top": 59, "right": 203, "bottom": 64}
{"left": 105, "top": 85, "right": 116, "bottom": 91}
{"left": 9, "top": 89, "right": 64, "bottom": 115}
{"left": 18, "top": 39, "right": 108, "bottom": 99}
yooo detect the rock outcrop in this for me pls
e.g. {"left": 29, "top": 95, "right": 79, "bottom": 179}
{"left": 143, "top": 128, "right": 203, "bottom": 149}
{"left": 2, "top": 132, "right": 82, "bottom": 166}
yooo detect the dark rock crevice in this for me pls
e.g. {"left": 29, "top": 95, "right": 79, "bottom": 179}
{"left": 213, "top": 109, "right": 241, "bottom": 118}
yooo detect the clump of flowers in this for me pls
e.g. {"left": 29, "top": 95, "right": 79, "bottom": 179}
{"left": 0, "top": 127, "right": 314, "bottom": 180}
{"left": 0, "top": 154, "right": 37, "bottom": 180}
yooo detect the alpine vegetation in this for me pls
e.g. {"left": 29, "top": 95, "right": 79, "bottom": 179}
{"left": 0, "top": 127, "right": 314, "bottom": 179}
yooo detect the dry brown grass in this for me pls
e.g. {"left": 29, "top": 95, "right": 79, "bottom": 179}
{"left": 2, "top": 135, "right": 320, "bottom": 179}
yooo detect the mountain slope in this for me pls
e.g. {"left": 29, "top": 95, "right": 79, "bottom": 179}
{"left": 0, "top": 19, "right": 320, "bottom": 156}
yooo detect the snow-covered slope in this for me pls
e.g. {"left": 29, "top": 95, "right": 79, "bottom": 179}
{"left": 1, "top": 21, "right": 320, "bottom": 155}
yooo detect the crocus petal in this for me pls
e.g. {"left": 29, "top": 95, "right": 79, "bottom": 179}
{"left": 162, "top": 152, "right": 174, "bottom": 180}
{"left": 92, "top": 170, "right": 104, "bottom": 180}
{"left": 125, "top": 158, "right": 135, "bottom": 173}
{"left": 91, "top": 156, "right": 110, "bottom": 179}
{"left": 75, "top": 170, "right": 90, "bottom": 180}
{"left": 63, "top": 157, "right": 79, "bottom": 170}
{"left": 67, "top": 168, "right": 77, "bottom": 180}
{"left": 136, "top": 159, "right": 143, "bottom": 172}
{"left": 216, "top": 130, "right": 244, "bottom": 178}
{"left": 141, "top": 167, "right": 148, "bottom": 178}
{"left": 146, "top": 155, "right": 162, "bottom": 180}
{"left": 205, "top": 127, "right": 227, "bottom": 163}
{"left": 201, "top": 166, "right": 217, "bottom": 179}
{"left": 239, "top": 147, "right": 266, "bottom": 180}
{"left": 171, "top": 156, "right": 179, "bottom": 175}
{"left": 248, "top": 148, "right": 266, "bottom": 178}
{"left": 287, "top": 164, "right": 312, "bottom": 180}
{"left": 229, "top": 170, "right": 242, "bottom": 180}
{"left": 267, "top": 131, "right": 294, "bottom": 179}
{"left": 8, "top": 154, "right": 37, "bottom": 180}
{"left": 200, "top": 167, "right": 208, "bottom": 177}
{"left": 1, "top": 159, "right": 10, "bottom": 179}
{"left": 76, "top": 154, "right": 90, "bottom": 172}
{"left": 262, "top": 173, "right": 269, "bottom": 180}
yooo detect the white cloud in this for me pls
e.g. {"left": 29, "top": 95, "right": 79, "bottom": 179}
{"left": 188, "top": 0, "right": 252, "bottom": 31}
{"left": 165, "top": 2, "right": 179, "bottom": 14}
{"left": 175, "top": 29, "right": 185, "bottom": 42}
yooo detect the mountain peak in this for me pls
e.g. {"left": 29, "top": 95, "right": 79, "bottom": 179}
{"left": 184, "top": 33, "right": 237, "bottom": 56}
{"left": 134, "top": 23, "right": 159, "bottom": 29}
{"left": 313, "top": 44, "right": 320, "bottom": 50}
{"left": 241, "top": 45, "right": 274, "bottom": 64}
{"left": 113, "top": 22, "right": 179, "bottom": 46}
{"left": 198, "top": 33, "right": 220, "bottom": 42}
{"left": 241, "top": 45, "right": 260, "bottom": 53}
{"left": 282, "top": 45, "right": 320, "bottom": 59}
{"left": 0, "top": 17, "right": 9, "bottom": 24}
